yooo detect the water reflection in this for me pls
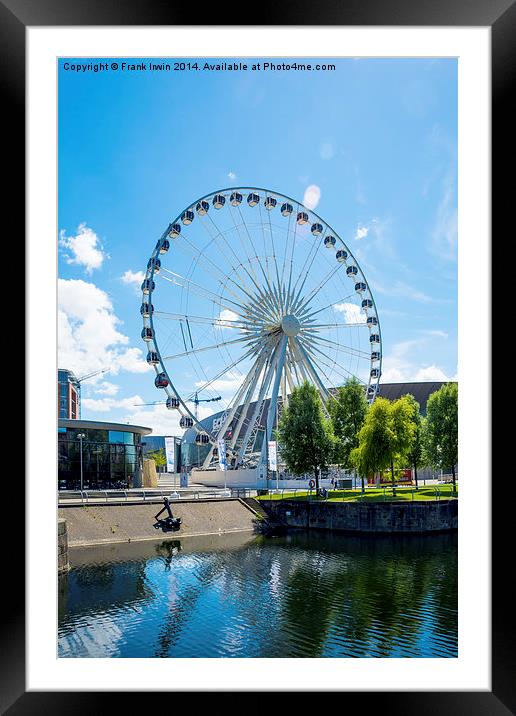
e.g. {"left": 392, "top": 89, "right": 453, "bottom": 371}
{"left": 58, "top": 531, "right": 457, "bottom": 658}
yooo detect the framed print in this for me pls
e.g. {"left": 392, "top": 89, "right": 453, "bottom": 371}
{"left": 2, "top": 0, "right": 511, "bottom": 711}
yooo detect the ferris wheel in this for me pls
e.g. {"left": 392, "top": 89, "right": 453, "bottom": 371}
{"left": 140, "top": 187, "right": 382, "bottom": 471}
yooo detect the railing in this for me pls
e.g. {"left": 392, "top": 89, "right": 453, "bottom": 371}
{"left": 262, "top": 484, "right": 457, "bottom": 502}
{"left": 58, "top": 487, "right": 258, "bottom": 506}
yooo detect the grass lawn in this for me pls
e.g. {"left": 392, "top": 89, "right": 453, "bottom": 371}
{"left": 257, "top": 484, "right": 458, "bottom": 503}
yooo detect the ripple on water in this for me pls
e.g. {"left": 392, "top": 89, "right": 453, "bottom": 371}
{"left": 58, "top": 531, "right": 458, "bottom": 658}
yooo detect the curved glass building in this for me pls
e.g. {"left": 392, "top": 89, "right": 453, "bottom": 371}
{"left": 58, "top": 419, "right": 152, "bottom": 490}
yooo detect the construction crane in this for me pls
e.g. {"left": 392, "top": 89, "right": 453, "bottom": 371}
{"left": 75, "top": 368, "right": 111, "bottom": 418}
{"left": 76, "top": 368, "right": 111, "bottom": 385}
{"left": 192, "top": 392, "right": 221, "bottom": 419}
{"left": 134, "top": 392, "right": 222, "bottom": 419}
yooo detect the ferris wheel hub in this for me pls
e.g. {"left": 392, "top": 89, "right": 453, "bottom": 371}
{"left": 281, "top": 314, "right": 301, "bottom": 337}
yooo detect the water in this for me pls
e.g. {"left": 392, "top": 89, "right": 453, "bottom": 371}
{"left": 58, "top": 530, "right": 457, "bottom": 658}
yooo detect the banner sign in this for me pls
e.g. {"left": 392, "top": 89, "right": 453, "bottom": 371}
{"left": 268, "top": 440, "right": 277, "bottom": 471}
{"left": 164, "top": 436, "right": 175, "bottom": 473}
{"left": 217, "top": 438, "right": 227, "bottom": 471}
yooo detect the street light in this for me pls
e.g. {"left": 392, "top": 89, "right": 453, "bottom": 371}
{"left": 77, "top": 433, "right": 86, "bottom": 491}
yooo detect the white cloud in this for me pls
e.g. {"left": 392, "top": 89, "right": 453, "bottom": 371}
{"left": 82, "top": 395, "right": 146, "bottom": 413}
{"left": 303, "top": 185, "right": 321, "bottom": 210}
{"left": 121, "top": 270, "right": 145, "bottom": 290}
{"left": 333, "top": 302, "right": 366, "bottom": 324}
{"left": 59, "top": 223, "right": 107, "bottom": 274}
{"left": 215, "top": 309, "right": 240, "bottom": 331}
{"left": 380, "top": 337, "right": 454, "bottom": 383}
{"left": 115, "top": 347, "right": 152, "bottom": 374}
{"left": 95, "top": 381, "right": 120, "bottom": 396}
{"left": 354, "top": 225, "right": 369, "bottom": 241}
{"left": 414, "top": 365, "right": 450, "bottom": 382}
{"left": 58, "top": 278, "right": 151, "bottom": 378}
{"left": 227, "top": 170, "right": 237, "bottom": 180}
{"left": 124, "top": 401, "right": 183, "bottom": 435}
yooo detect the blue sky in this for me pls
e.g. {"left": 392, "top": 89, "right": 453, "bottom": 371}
{"left": 58, "top": 57, "right": 457, "bottom": 435}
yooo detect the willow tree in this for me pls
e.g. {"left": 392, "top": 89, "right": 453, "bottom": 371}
{"left": 351, "top": 396, "right": 416, "bottom": 496}
{"left": 276, "top": 380, "right": 335, "bottom": 493}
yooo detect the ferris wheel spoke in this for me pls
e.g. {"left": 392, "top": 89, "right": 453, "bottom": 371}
{"left": 303, "top": 333, "right": 371, "bottom": 360}
{"left": 263, "top": 195, "right": 284, "bottom": 312}
{"left": 301, "top": 339, "right": 368, "bottom": 387}
{"left": 279, "top": 209, "right": 293, "bottom": 290}
{"left": 173, "top": 234, "right": 256, "bottom": 307}
{"left": 294, "top": 263, "right": 344, "bottom": 316}
{"left": 299, "top": 292, "right": 357, "bottom": 322}
{"left": 185, "top": 344, "right": 260, "bottom": 401}
{"left": 233, "top": 204, "right": 279, "bottom": 300}
{"left": 153, "top": 312, "right": 252, "bottom": 330}
{"left": 160, "top": 335, "right": 256, "bottom": 362}
{"left": 226, "top": 204, "right": 261, "bottom": 285}
{"left": 159, "top": 269, "right": 249, "bottom": 317}
{"left": 288, "top": 229, "right": 327, "bottom": 314}
{"left": 292, "top": 338, "right": 330, "bottom": 402}
{"left": 302, "top": 321, "right": 367, "bottom": 330}
{"left": 285, "top": 211, "right": 301, "bottom": 313}
{"left": 197, "top": 212, "right": 258, "bottom": 295}
{"left": 301, "top": 334, "right": 370, "bottom": 365}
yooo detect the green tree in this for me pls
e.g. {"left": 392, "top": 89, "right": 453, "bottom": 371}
{"left": 276, "top": 380, "right": 335, "bottom": 493}
{"left": 328, "top": 377, "right": 369, "bottom": 491}
{"left": 351, "top": 396, "right": 416, "bottom": 496}
{"left": 403, "top": 394, "right": 425, "bottom": 490}
{"left": 424, "top": 383, "right": 458, "bottom": 493}
{"left": 147, "top": 448, "right": 167, "bottom": 468}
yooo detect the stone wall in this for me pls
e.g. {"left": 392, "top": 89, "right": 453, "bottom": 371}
{"left": 260, "top": 499, "right": 458, "bottom": 534}
{"left": 58, "top": 518, "right": 69, "bottom": 573}
{"left": 58, "top": 498, "right": 258, "bottom": 547}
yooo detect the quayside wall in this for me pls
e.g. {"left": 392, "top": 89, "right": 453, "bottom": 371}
{"left": 58, "top": 498, "right": 257, "bottom": 548}
{"left": 260, "top": 499, "right": 458, "bottom": 534}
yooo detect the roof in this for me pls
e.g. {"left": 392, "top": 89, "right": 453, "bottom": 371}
{"left": 58, "top": 419, "right": 152, "bottom": 435}
{"left": 377, "top": 381, "right": 453, "bottom": 413}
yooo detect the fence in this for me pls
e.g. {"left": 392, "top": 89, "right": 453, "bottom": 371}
{"left": 58, "top": 487, "right": 258, "bottom": 506}
{"left": 265, "top": 483, "right": 457, "bottom": 502}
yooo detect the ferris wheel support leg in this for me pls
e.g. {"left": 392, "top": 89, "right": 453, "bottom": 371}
{"left": 229, "top": 352, "right": 269, "bottom": 452}
{"left": 235, "top": 343, "right": 280, "bottom": 467}
{"left": 260, "top": 336, "right": 288, "bottom": 466}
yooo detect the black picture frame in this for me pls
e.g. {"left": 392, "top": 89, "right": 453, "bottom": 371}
{"left": 4, "top": 0, "right": 508, "bottom": 711}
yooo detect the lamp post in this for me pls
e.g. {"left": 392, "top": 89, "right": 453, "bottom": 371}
{"left": 77, "top": 433, "right": 86, "bottom": 491}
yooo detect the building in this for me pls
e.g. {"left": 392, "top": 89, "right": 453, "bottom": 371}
{"left": 180, "top": 381, "right": 454, "bottom": 470}
{"left": 58, "top": 419, "right": 152, "bottom": 490}
{"left": 58, "top": 369, "right": 81, "bottom": 419}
